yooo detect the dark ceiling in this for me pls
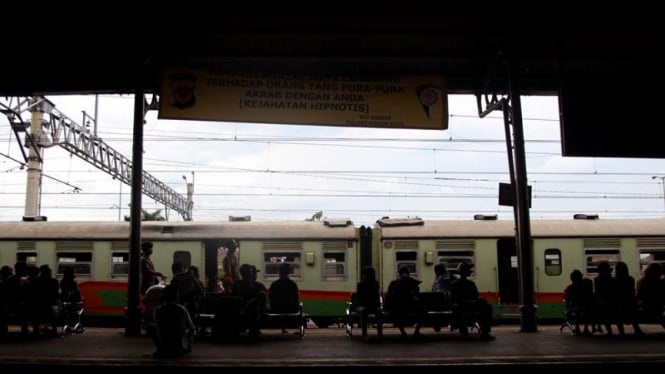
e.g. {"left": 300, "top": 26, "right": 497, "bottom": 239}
{"left": 2, "top": 6, "right": 663, "bottom": 157}
{"left": 2, "top": 7, "right": 661, "bottom": 96}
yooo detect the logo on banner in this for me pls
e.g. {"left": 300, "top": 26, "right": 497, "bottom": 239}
{"left": 169, "top": 73, "right": 198, "bottom": 110}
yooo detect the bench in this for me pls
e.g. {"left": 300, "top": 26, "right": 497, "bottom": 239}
{"left": 6, "top": 301, "right": 85, "bottom": 337}
{"left": 346, "top": 291, "right": 481, "bottom": 338}
{"left": 200, "top": 293, "right": 309, "bottom": 339}
{"left": 560, "top": 303, "right": 665, "bottom": 336}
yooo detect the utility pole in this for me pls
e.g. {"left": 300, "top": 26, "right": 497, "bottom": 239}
{"left": 652, "top": 176, "right": 665, "bottom": 212}
{"left": 24, "top": 97, "right": 53, "bottom": 221}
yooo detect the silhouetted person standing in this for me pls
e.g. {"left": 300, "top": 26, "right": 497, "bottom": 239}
{"left": 221, "top": 239, "right": 241, "bottom": 293}
{"left": 141, "top": 242, "right": 166, "bottom": 295}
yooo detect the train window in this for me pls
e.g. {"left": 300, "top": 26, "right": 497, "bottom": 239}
{"left": 639, "top": 250, "right": 665, "bottom": 274}
{"left": 263, "top": 251, "right": 302, "bottom": 281}
{"left": 395, "top": 251, "right": 418, "bottom": 279}
{"left": 173, "top": 251, "right": 191, "bottom": 269}
{"left": 322, "top": 252, "right": 346, "bottom": 281}
{"left": 584, "top": 249, "right": 620, "bottom": 277}
{"left": 437, "top": 250, "right": 474, "bottom": 277}
{"left": 111, "top": 252, "right": 129, "bottom": 278}
{"left": 56, "top": 252, "right": 92, "bottom": 277}
{"left": 544, "top": 249, "right": 562, "bottom": 276}
{"left": 16, "top": 251, "right": 38, "bottom": 265}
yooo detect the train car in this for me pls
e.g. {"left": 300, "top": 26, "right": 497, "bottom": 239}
{"left": 373, "top": 215, "right": 665, "bottom": 320}
{"left": 0, "top": 219, "right": 360, "bottom": 327}
{"left": 2, "top": 215, "right": 664, "bottom": 326}
{"left": 0, "top": 221, "right": 207, "bottom": 320}
{"left": 222, "top": 218, "right": 360, "bottom": 327}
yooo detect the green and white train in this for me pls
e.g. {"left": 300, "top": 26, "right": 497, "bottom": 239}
{"left": 1, "top": 215, "right": 663, "bottom": 326}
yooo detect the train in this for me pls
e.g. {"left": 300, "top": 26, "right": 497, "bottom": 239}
{"left": 1, "top": 215, "right": 664, "bottom": 327}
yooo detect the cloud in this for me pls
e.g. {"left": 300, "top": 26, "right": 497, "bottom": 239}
{"left": 1, "top": 94, "right": 663, "bottom": 225}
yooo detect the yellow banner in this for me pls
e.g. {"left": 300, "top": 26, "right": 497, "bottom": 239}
{"left": 159, "top": 67, "right": 448, "bottom": 130}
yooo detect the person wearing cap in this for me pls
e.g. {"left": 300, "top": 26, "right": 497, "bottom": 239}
{"left": 232, "top": 264, "right": 267, "bottom": 339}
{"left": 450, "top": 262, "right": 495, "bottom": 340}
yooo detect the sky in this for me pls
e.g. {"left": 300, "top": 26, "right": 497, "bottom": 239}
{"left": 2, "top": 94, "right": 665, "bottom": 227}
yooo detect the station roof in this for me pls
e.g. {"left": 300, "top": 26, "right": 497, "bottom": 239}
{"left": 2, "top": 6, "right": 662, "bottom": 157}
{"left": 1, "top": 6, "right": 660, "bottom": 96}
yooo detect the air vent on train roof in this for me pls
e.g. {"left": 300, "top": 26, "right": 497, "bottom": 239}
{"left": 161, "top": 226, "right": 175, "bottom": 233}
{"left": 573, "top": 214, "right": 599, "bottom": 220}
{"left": 376, "top": 217, "right": 424, "bottom": 227}
{"left": 473, "top": 214, "right": 498, "bottom": 220}
{"left": 229, "top": 215, "right": 251, "bottom": 222}
{"left": 323, "top": 218, "right": 353, "bottom": 227}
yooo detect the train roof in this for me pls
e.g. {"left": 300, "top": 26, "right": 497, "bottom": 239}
{"left": 1, "top": 217, "right": 663, "bottom": 241}
{"left": 0, "top": 219, "right": 358, "bottom": 241}
{"left": 375, "top": 218, "right": 665, "bottom": 239}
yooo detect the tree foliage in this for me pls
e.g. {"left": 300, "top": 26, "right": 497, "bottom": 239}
{"left": 124, "top": 208, "right": 166, "bottom": 221}
{"left": 305, "top": 211, "right": 323, "bottom": 222}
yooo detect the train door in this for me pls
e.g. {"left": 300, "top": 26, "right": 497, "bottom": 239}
{"left": 497, "top": 237, "right": 519, "bottom": 314}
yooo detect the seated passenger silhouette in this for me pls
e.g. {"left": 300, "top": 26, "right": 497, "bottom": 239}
{"left": 269, "top": 263, "right": 300, "bottom": 314}
{"left": 636, "top": 262, "right": 665, "bottom": 321}
{"left": 170, "top": 262, "right": 204, "bottom": 319}
{"left": 269, "top": 262, "right": 300, "bottom": 334}
{"left": 431, "top": 263, "right": 453, "bottom": 308}
{"left": 593, "top": 261, "right": 617, "bottom": 336}
{"left": 450, "top": 262, "right": 495, "bottom": 340}
{"left": 232, "top": 264, "right": 267, "bottom": 339}
{"left": 385, "top": 266, "right": 425, "bottom": 339}
{"left": 613, "top": 261, "right": 643, "bottom": 336}
{"left": 564, "top": 269, "right": 593, "bottom": 335}
{"left": 152, "top": 285, "right": 196, "bottom": 358}
{"left": 355, "top": 265, "right": 383, "bottom": 342}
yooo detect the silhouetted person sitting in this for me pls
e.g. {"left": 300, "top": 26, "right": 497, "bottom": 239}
{"left": 269, "top": 262, "right": 300, "bottom": 334}
{"left": 269, "top": 263, "right": 300, "bottom": 314}
{"left": 170, "top": 262, "right": 204, "bottom": 319}
{"left": 450, "top": 262, "right": 495, "bottom": 340}
{"left": 355, "top": 265, "right": 383, "bottom": 342}
{"left": 636, "top": 262, "right": 665, "bottom": 321}
{"left": 564, "top": 269, "right": 593, "bottom": 335}
{"left": 233, "top": 264, "right": 267, "bottom": 339}
{"left": 153, "top": 285, "right": 195, "bottom": 358}
{"left": 431, "top": 263, "right": 453, "bottom": 308}
{"left": 385, "top": 266, "right": 425, "bottom": 339}
{"left": 613, "top": 261, "right": 643, "bottom": 336}
{"left": 593, "top": 261, "right": 617, "bottom": 336}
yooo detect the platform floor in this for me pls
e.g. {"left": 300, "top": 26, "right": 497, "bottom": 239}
{"left": 2, "top": 323, "right": 665, "bottom": 369}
